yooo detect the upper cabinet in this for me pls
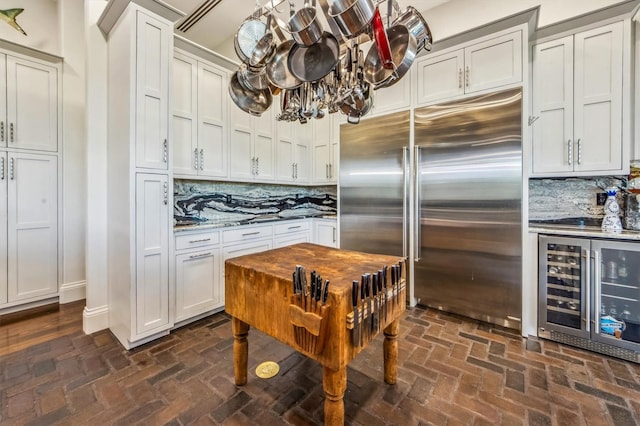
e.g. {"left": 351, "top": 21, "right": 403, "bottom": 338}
{"left": 0, "top": 54, "right": 58, "bottom": 152}
{"left": 531, "top": 21, "right": 626, "bottom": 176}
{"left": 275, "top": 119, "right": 310, "bottom": 184}
{"left": 312, "top": 115, "right": 338, "bottom": 184}
{"left": 229, "top": 104, "right": 276, "bottom": 182}
{"left": 172, "top": 50, "right": 228, "bottom": 178}
{"left": 416, "top": 30, "right": 523, "bottom": 106}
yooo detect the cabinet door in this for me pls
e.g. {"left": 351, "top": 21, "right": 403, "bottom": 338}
{"left": 329, "top": 139, "right": 338, "bottom": 183}
{"left": 314, "top": 221, "right": 337, "bottom": 247}
{"left": 254, "top": 109, "right": 275, "bottom": 181}
{"left": 5, "top": 56, "right": 58, "bottom": 152}
{"left": 198, "top": 62, "right": 228, "bottom": 178}
{"left": 464, "top": 31, "right": 522, "bottom": 94}
{"left": 370, "top": 69, "right": 412, "bottom": 116}
{"left": 175, "top": 247, "right": 222, "bottom": 322}
{"left": 294, "top": 140, "right": 309, "bottom": 183}
{"left": 135, "top": 173, "right": 170, "bottom": 335}
{"left": 532, "top": 36, "right": 574, "bottom": 174}
{"left": 276, "top": 137, "right": 294, "bottom": 182}
{"left": 7, "top": 153, "right": 57, "bottom": 302}
{"left": 229, "top": 104, "right": 254, "bottom": 180}
{"left": 573, "top": 22, "right": 623, "bottom": 173}
{"left": 0, "top": 55, "right": 6, "bottom": 149}
{"left": 275, "top": 232, "right": 310, "bottom": 248}
{"left": 312, "top": 118, "right": 332, "bottom": 183}
{"left": 416, "top": 50, "right": 464, "bottom": 105}
{"left": 172, "top": 52, "right": 198, "bottom": 176}
{"left": 135, "top": 11, "right": 170, "bottom": 170}
{"left": 0, "top": 152, "right": 6, "bottom": 304}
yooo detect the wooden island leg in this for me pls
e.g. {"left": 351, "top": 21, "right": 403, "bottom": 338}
{"left": 383, "top": 319, "right": 399, "bottom": 385}
{"left": 323, "top": 366, "right": 347, "bottom": 426}
{"left": 232, "top": 317, "right": 249, "bottom": 386}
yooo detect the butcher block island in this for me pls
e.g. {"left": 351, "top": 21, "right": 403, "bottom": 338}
{"left": 225, "top": 243, "right": 406, "bottom": 425}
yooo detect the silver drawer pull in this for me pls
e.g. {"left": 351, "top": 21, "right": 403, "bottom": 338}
{"left": 189, "top": 252, "right": 211, "bottom": 259}
{"left": 288, "top": 226, "right": 302, "bottom": 230}
{"left": 0, "top": 157, "right": 4, "bottom": 180}
{"left": 242, "top": 231, "right": 261, "bottom": 236}
{"left": 188, "top": 238, "right": 211, "bottom": 243}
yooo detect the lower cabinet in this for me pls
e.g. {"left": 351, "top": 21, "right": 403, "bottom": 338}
{"left": 175, "top": 247, "right": 222, "bottom": 322}
{"left": 1, "top": 152, "right": 58, "bottom": 307}
{"left": 314, "top": 219, "right": 338, "bottom": 248}
{"left": 274, "top": 219, "right": 311, "bottom": 248}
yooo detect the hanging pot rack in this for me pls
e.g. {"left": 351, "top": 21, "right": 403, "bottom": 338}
{"left": 228, "top": 0, "right": 432, "bottom": 124}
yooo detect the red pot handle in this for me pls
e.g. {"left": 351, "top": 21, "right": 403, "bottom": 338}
{"left": 372, "top": 7, "right": 393, "bottom": 69}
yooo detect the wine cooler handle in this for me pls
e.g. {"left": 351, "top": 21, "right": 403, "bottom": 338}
{"left": 413, "top": 146, "right": 422, "bottom": 262}
{"left": 594, "top": 250, "right": 600, "bottom": 334}
{"left": 584, "top": 249, "right": 590, "bottom": 333}
{"left": 402, "top": 146, "right": 409, "bottom": 259}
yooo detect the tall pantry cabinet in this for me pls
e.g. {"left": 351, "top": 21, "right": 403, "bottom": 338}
{"left": 106, "top": 4, "right": 173, "bottom": 349}
{"left": 0, "top": 50, "right": 60, "bottom": 310}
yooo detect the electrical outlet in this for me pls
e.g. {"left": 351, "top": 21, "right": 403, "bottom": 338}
{"left": 597, "top": 192, "right": 607, "bottom": 206}
{"left": 226, "top": 194, "right": 232, "bottom": 203}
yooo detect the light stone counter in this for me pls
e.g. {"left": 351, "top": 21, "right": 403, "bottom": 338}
{"left": 529, "top": 225, "right": 640, "bottom": 241}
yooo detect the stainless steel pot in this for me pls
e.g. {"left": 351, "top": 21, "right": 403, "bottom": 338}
{"left": 288, "top": 31, "right": 340, "bottom": 82}
{"left": 229, "top": 71, "right": 273, "bottom": 116}
{"left": 266, "top": 39, "right": 303, "bottom": 89}
{"left": 249, "top": 13, "right": 276, "bottom": 67}
{"left": 328, "top": 0, "right": 375, "bottom": 38}
{"left": 288, "top": 0, "right": 324, "bottom": 46}
{"left": 238, "top": 63, "right": 270, "bottom": 91}
{"left": 234, "top": 18, "right": 267, "bottom": 65}
{"left": 392, "top": 6, "right": 432, "bottom": 52}
{"left": 363, "top": 24, "right": 417, "bottom": 88}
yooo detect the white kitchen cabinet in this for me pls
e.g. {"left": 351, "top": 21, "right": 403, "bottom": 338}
{"left": 274, "top": 219, "right": 311, "bottom": 247}
{"left": 135, "top": 173, "right": 170, "bottom": 335}
{"left": 369, "top": 67, "right": 413, "bottom": 117}
{"left": 175, "top": 246, "right": 222, "bottom": 322}
{"left": 106, "top": 4, "right": 173, "bottom": 349}
{"left": 416, "top": 30, "right": 522, "bottom": 105}
{"left": 532, "top": 22, "right": 624, "bottom": 176}
{"left": 135, "top": 10, "right": 171, "bottom": 170}
{"left": 276, "top": 120, "right": 309, "bottom": 183}
{"left": 0, "top": 54, "right": 58, "bottom": 152}
{"left": 229, "top": 103, "right": 276, "bottom": 181}
{"left": 4, "top": 153, "right": 58, "bottom": 303}
{"left": 172, "top": 50, "right": 228, "bottom": 178}
{"left": 312, "top": 115, "right": 338, "bottom": 184}
{"left": 314, "top": 219, "right": 337, "bottom": 248}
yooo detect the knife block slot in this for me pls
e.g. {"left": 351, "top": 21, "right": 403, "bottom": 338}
{"left": 289, "top": 296, "right": 330, "bottom": 355}
{"left": 346, "top": 281, "right": 406, "bottom": 331}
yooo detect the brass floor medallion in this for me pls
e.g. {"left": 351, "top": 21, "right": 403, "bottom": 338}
{"left": 255, "top": 361, "right": 279, "bottom": 379}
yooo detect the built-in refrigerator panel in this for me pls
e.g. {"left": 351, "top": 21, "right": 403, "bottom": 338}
{"left": 413, "top": 88, "right": 523, "bottom": 329}
{"left": 339, "top": 111, "right": 410, "bottom": 258}
{"left": 538, "top": 236, "right": 590, "bottom": 340}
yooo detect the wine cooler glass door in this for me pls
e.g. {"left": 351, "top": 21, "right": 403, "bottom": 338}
{"left": 538, "top": 236, "right": 589, "bottom": 339}
{"left": 592, "top": 240, "right": 640, "bottom": 352}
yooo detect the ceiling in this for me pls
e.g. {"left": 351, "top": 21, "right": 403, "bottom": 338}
{"left": 165, "top": 0, "right": 449, "bottom": 53}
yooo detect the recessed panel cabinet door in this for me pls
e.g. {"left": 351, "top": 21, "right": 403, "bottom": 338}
{"left": 175, "top": 248, "right": 221, "bottom": 322}
{"left": 198, "top": 63, "right": 228, "bottom": 178}
{"left": 464, "top": 31, "right": 522, "bottom": 94}
{"left": 135, "top": 173, "right": 170, "bottom": 335}
{"left": 0, "top": 55, "right": 6, "bottom": 149}
{"left": 416, "top": 50, "right": 464, "bottom": 105}
{"left": 6, "top": 56, "right": 58, "bottom": 152}
{"left": 136, "top": 11, "right": 170, "bottom": 170}
{"left": 7, "top": 153, "right": 57, "bottom": 302}
{"left": 172, "top": 52, "right": 198, "bottom": 176}
{"left": 0, "top": 152, "right": 7, "bottom": 304}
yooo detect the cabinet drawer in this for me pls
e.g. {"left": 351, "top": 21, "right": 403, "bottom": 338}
{"left": 274, "top": 220, "right": 310, "bottom": 235}
{"left": 222, "top": 225, "right": 273, "bottom": 244}
{"left": 175, "top": 230, "right": 220, "bottom": 250}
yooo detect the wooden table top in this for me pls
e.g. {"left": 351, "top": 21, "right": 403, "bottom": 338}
{"left": 225, "top": 243, "right": 405, "bottom": 370}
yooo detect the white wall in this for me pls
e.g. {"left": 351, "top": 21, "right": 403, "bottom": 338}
{"left": 0, "top": 0, "right": 60, "bottom": 54}
{"left": 424, "top": 0, "right": 627, "bottom": 40}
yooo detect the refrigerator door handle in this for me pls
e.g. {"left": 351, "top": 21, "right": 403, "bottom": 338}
{"left": 593, "top": 249, "right": 600, "bottom": 334}
{"left": 414, "top": 145, "right": 422, "bottom": 262}
{"left": 402, "top": 146, "right": 409, "bottom": 259}
{"left": 584, "top": 249, "right": 591, "bottom": 333}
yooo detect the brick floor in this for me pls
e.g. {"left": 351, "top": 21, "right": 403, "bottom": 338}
{"left": 1, "top": 303, "right": 640, "bottom": 425}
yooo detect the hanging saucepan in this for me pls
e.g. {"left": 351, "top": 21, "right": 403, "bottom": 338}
{"left": 237, "top": 63, "right": 270, "bottom": 91}
{"left": 288, "top": 0, "right": 324, "bottom": 46}
{"left": 266, "top": 39, "right": 303, "bottom": 90}
{"left": 249, "top": 13, "right": 276, "bottom": 67}
{"left": 234, "top": 16, "right": 268, "bottom": 65}
{"left": 392, "top": 6, "right": 433, "bottom": 52}
{"left": 363, "top": 24, "right": 417, "bottom": 89}
{"left": 288, "top": 31, "right": 340, "bottom": 82}
{"left": 328, "top": 0, "right": 376, "bottom": 39}
{"left": 340, "top": 83, "right": 373, "bottom": 124}
{"left": 229, "top": 71, "right": 273, "bottom": 117}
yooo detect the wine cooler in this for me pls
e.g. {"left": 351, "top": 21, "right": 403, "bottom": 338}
{"left": 538, "top": 235, "right": 640, "bottom": 363}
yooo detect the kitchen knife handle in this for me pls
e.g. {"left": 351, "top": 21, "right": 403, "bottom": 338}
{"left": 322, "top": 280, "right": 329, "bottom": 303}
{"left": 414, "top": 146, "right": 422, "bottom": 261}
{"left": 352, "top": 281, "right": 358, "bottom": 307}
{"left": 402, "top": 146, "right": 409, "bottom": 259}
{"left": 361, "top": 275, "right": 366, "bottom": 301}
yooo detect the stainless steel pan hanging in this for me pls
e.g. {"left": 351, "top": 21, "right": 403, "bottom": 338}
{"left": 229, "top": 71, "right": 273, "bottom": 116}
{"left": 328, "top": 0, "right": 375, "bottom": 39}
{"left": 363, "top": 24, "right": 417, "bottom": 89}
{"left": 288, "top": 31, "right": 339, "bottom": 82}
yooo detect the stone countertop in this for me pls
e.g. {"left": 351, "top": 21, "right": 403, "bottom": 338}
{"left": 529, "top": 224, "right": 640, "bottom": 241}
{"left": 174, "top": 214, "right": 337, "bottom": 233}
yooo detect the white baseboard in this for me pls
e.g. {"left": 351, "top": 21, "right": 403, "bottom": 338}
{"left": 59, "top": 280, "right": 86, "bottom": 304}
{"left": 83, "top": 304, "right": 109, "bottom": 334}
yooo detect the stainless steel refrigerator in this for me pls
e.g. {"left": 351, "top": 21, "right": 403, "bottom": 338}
{"left": 340, "top": 88, "right": 522, "bottom": 330}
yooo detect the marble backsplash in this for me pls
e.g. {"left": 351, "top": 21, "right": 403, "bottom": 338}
{"left": 529, "top": 177, "right": 626, "bottom": 221}
{"left": 174, "top": 180, "right": 337, "bottom": 225}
